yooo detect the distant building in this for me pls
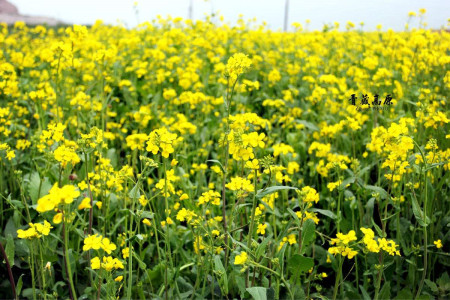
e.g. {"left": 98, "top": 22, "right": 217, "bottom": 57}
{"left": 0, "top": 0, "right": 62, "bottom": 26}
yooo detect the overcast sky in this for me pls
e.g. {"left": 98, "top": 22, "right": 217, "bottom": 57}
{"left": 9, "top": 0, "right": 450, "bottom": 31}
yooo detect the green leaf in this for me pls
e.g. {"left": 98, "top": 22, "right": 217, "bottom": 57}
{"left": 371, "top": 219, "right": 383, "bottom": 237}
{"left": 147, "top": 263, "right": 165, "bottom": 288}
{"left": 128, "top": 183, "right": 140, "bottom": 200}
{"left": 255, "top": 237, "right": 271, "bottom": 260}
{"left": 360, "top": 285, "right": 371, "bottom": 300}
{"left": 4, "top": 218, "right": 16, "bottom": 237}
{"left": 235, "top": 275, "right": 246, "bottom": 299}
{"left": 206, "top": 159, "right": 225, "bottom": 173}
{"left": 256, "top": 186, "right": 298, "bottom": 199}
{"left": 5, "top": 234, "right": 15, "bottom": 266}
{"left": 228, "top": 234, "right": 251, "bottom": 254}
{"left": 22, "top": 288, "right": 34, "bottom": 299}
{"left": 246, "top": 287, "right": 267, "bottom": 300}
{"left": 395, "top": 289, "right": 413, "bottom": 300}
{"left": 67, "top": 249, "right": 76, "bottom": 278}
{"left": 10, "top": 200, "right": 24, "bottom": 209}
{"left": 132, "top": 251, "right": 147, "bottom": 270}
{"left": 364, "top": 185, "right": 388, "bottom": 199}
{"left": 106, "top": 148, "right": 118, "bottom": 168}
{"left": 411, "top": 194, "right": 430, "bottom": 227}
{"left": 140, "top": 211, "right": 154, "bottom": 219}
{"left": 214, "top": 255, "right": 228, "bottom": 294}
{"left": 379, "top": 282, "right": 391, "bottom": 300}
{"left": 301, "top": 219, "right": 315, "bottom": 249}
{"left": 16, "top": 274, "right": 24, "bottom": 297}
{"left": 296, "top": 120, "right": 319, "bottom": 131}
{"left": 340, "top": 177, "right": 356, "bottom": 189}
{"left": 287, "top": 254, "right": 314, "bottom": 276}
{"left": 287, "top": 208, "right": 301, "bottom": 226}
{"left": 424, "top": 279, "right": 438, "bottom": 293}
{"left": 27, "top": 172, "right": 52, "bottom": 205}
{"left": 311, "top": 208, "right": 337, "bottom": 219}
{"left": 425, "top": 162, "right": 446, "bottom": 171}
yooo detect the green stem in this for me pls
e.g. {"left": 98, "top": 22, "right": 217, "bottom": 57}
{"left": 246, "top": 169, "right": 258, "bottom": 287}
{"left": 412, "top": 139, "right": 429, "bottom": 299}
{"left": 39, "top": 242, "right": 47, "bottom": 300}
{"left": 374, "top": 253, "right": 384, "bottom": 300}
{"left": 63, "top": 215, "right": 77, "bottom": 300}
{"left": 30, "top": 241, "right": 36, "bottom": 300}
{"left": 332, "top": 256, "right": 343, "bottom": 300}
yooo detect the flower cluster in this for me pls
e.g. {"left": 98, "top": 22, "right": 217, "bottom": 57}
{"left": 90, "top": 256, "right": 124, "bottom": 271}
{"left": 328, "top": 230, "right": 358, "bottom": 259}
{"left": 36, "top": 184, "right": 80, "bottom": 213}
{"left": 146, "top": 127, "right": 178, "bottom": 158}
{"left": 83, "top": 234, "right": 117, "bottom": 254}
{"left": 225, "top": 53, "right": 252, "bottom": 82}
{"left": 226, "top": 176, "right": 254, "bottom": 193}
{"left": 17, "top": 221, "right": 53, "bottom": 239}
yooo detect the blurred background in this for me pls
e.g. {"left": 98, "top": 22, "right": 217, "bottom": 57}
{"left": 2, "top": 0, "right": 449, "bottom": 30}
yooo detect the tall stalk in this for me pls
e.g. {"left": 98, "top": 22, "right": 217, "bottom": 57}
{"left": 63, "top": 213, "right": 77, "bottom": 300}
{"left": 246, "top": 169, "right": 258, "bottom": 287}
{"left": 221, "top": 77, "right": 239, "bottom": 267}
{"left": 412, "top": 140, "right": 429, "bottom": 298}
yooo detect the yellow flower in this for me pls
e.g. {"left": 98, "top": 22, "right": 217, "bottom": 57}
{"left": 17, "top": 221, "right": 53, "bottom": 239}
{"left": 146, "top": 127, "right": 178, "bottom": 158}
{"left": 122, "top": 247, "right": 130, "bottom": 259}
{"left": 226, "top": 176, "right": 254, "bottom": 192}
{"left": 53, "top": 145, "right": 80, "bottom": 168}
{"left": 434, "top": 240, "right": 442, "bottom": 249}
{"left": 78, "top": 197, "right": 92, "bottom": 210}
{"left": 176, "top": 208, "right": 197, "bottom": 223}
{"left": 126, "top": 133, "right": 148, "bottom": 151}
{"left": 6, "top": 150, "right": 15, "bottom": 160}
{"left": 245, "top": 159, "right": 260, "bottom": 170}
{"left": 300, "top": 186, "right": 320, "bottom": 204}
{"left": 257, "top": 223, "right": 267, "bottom": 235}
{"left": 225, "top": 53, "right": 252, "bottom": 82}
{"left": 36, "top": 184, "right": 80, "bottom": 213}
{"left": 138, "top": 195, "right": 148, "bottom": 206}
{"left": 287, "top": 234, "right": 297, "bottom": 245}
{"left": 234, "top": 251, "right": 248, "bottom": 265}
{"left": 101, "top": 238, "right": 117, "bottom": 254}
{"left": 53, "top": 213, "right": 63, "bottom": 224}
{"left": 83, "top": 234, "right": 103, "bottom": 251}
{"left": 90, "top": 257, "right": 101, "bottom": 270}
{"left": 115, "top": 276, "right": 123, "bottom": 282}
{"left": 142, "top": 219, "right": 152, "bottom": 226}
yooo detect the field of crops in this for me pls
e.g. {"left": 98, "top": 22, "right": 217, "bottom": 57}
{"left": 0, "top": 13, "right": 449, "bottom": 300}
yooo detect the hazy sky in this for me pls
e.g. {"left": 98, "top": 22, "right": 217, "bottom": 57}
{"left": 9, "top": 0, "right": 450, "bottom": 31}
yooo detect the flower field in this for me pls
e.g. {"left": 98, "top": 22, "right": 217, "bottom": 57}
{"left": 0, "top": 14, "right": 449, "bottom": 300}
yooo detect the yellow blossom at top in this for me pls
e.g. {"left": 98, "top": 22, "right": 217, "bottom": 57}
{"left": 126, "top": 133, "right": 148, "bottom": 151}
{"left": 257, "top": 223, "right": 267, "bottom": 235}
{"left": 53, "top": 145, "right": 80, "bottom": 168}
{"left": 225, "top": 53, "right": 252, "bottom": 82}
{"left": 146, "top": 127, "right": 178, "bottom": 158}
{"left": 17, "top": 221, "right": 53, "bottom": 239}
{"left": 226, "top": 176, "right": 254, "bottom": 192}
{"left": 234, "top": 251, "right": 248, "bottom": 265}
{"left": 36, "top": 184, "right": 80, "bottom": 213}
{"left": 434, "top": 240, "right": 442, "bottom": 249}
